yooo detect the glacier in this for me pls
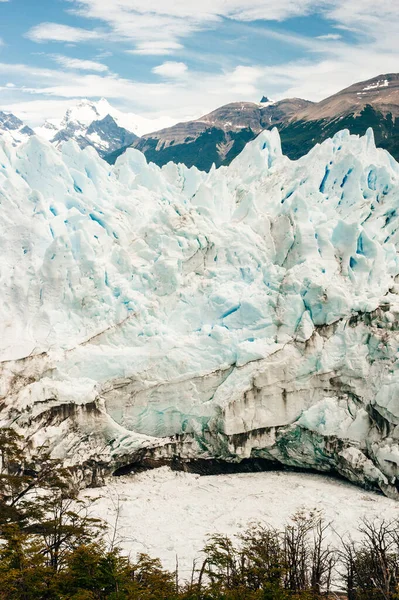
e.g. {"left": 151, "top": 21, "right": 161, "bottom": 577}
{"left": 1, "top": 127, "right": 399, "bottom": 496}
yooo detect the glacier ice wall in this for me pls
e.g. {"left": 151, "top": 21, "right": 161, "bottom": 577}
{"left": 1, "top": 128, "right": 399, "bottom": 495}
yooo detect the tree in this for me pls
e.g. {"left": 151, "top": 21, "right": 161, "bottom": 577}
{"left": 240, "top": 524, "right": 284, "bottom": 590}
{"left": 339, "top": 519, "right": 399, "bottom": 600}
{"left": 0, "top": 428, "right": 103, "bottom": 575}
{"left": 0, "top": 526, "right": 54, "bottom": 600}
{"left": 0, "top": 429, "right": 70, "bottom": 536}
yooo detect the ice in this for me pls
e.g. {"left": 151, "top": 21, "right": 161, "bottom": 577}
{"left": 297, "top": 397, "right": 370, "bottom": 442}
{"left": 1, "top": 127, "right": 399, "bottom": 495}
{"left": 82, "top": 468, "right": 399, "bottom": 574}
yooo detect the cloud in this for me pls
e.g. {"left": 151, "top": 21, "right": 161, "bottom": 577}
{"left": 0, "top": 98, "right": 78, "bottom": 124}
{"left": 316, "top": 33, "right": 342, "bottom": 40}
{"left": 26, "top": 1, "right": 399, "bottom": 62}
{"left": 4, "top": 0, "right": 399, "bottom": 130}
{"left": 51, "top": 55, "right": 109, "bottom": 72}
{"left": 152, "top": 61, "right": 188, "bottom": 78}
{"left": 129, "top": 41, "right": 184, "bottom": 56}
{"left": 64, "top": 0, "right": 322, "bottom": 55}
{"left": 69, "top": 0, "right": 317, "bottom": 22}
{"left": 26, "top": 22, "right": 102, "bottom": 43}
{"left": 224, "top": 65, "right": 264, "bottom": 95}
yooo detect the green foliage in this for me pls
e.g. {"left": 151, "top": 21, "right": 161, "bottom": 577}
{"left": 1, "top": 428, "right": 399, "bottom": 599}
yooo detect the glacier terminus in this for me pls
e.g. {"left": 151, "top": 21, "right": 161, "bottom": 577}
{"left": 1, "top": 127, "right": 399, "bottom": 497}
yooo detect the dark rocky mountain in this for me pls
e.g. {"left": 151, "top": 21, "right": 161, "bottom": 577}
{"left": 279, "top": 73, "right": 399, "bottom": 161}
{"left": 105, "top": 98, "right": 313, "bottom": 169}
{"left": 106, "top": 73, "right": 399, "bottom": 169}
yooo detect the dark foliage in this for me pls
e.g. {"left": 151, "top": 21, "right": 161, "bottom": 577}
{"left": 1, "top": 429, "right": 399, "bottom": 599}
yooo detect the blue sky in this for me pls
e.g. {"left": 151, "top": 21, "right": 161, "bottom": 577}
{"left": 0, "top": 0, "right": 398, "bottom": 126}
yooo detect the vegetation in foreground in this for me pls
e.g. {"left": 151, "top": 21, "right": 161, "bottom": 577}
{"left": 0, "top": 429, "right": 399, "bottom": 600}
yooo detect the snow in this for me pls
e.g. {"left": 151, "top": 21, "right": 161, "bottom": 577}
{"left": 83, "top": 468, "right": 399, "bottom": 574}
{"left": 35, "top": 98, "right": 176, "bottom": 139}
{"left": 30, "top": 99, "right": 178, "bottom": 155}
{"left": 4, "top": 99, "right": 178, "bottom": 157}
{"left": 1, "top": 127, "right": 399, "bottom": 496}
{"left": 0, "top": 111, "right": 33, "bottom": 145}
{"left": 363, "top": 79, "right": 389, "bottom": 91}
{"left": 35, "top": 119, "right": 62, "bottom": 141}
{"left": 258, "top": 101, "right": 275, "bottom": 108}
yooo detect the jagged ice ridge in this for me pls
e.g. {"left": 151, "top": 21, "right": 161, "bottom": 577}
{"left": 1, "top": 127, "right": 399, "bottom": 496}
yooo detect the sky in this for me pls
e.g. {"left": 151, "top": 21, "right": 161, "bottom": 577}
{"left": 0, "top": 0, "right": 398, "bottom": 127}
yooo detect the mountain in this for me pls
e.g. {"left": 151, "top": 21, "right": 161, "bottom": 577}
{"left": 0, "top": 111, "right": 34, "bottom": 145}
{"left": 35, "top": 118, "right": 62, "bottom": 141}
{"left": 37, "top": 99, "right": 138, "bottom": 157}
{"left": 105, "top": 98, "right": 313, "bottom": 169}
{"left": 279, "top": 73, "right": 399, "bottom": 161}
{"left": 51, "top": 112, "right": 138, "bottom": 157}
{"left": 1, "top": 128, "right": 399, "bottom": 497}
{"left": 106, "top": 73, "right": 399, "bottom": 170}
{"left": 0, "top": 99, "right": 179, "bottom": 158}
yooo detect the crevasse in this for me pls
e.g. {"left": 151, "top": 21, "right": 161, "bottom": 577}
{"left": 1, "top": 127, "right": 399, "bottom": 496}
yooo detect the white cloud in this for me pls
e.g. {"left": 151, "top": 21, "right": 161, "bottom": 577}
{"left": 152, "top": 61, "right": 188, "bottom": 78}
{"left": 317, "top": 33, "right": 342, "bottom": 40}
{"left": 69, "top": 0, "right": 317, "bottom": 22}
{"left": 25, "top": 1, "right": 399, "bottom": 63}
{"left": 51, "top": 55, "right": 108, "bottom": 72}
{"left": 225, "top": 65, "right": 264, "bottom": 95}
{"left": 26, "top": 23, "right": 102, "bottom": 43}
{"left": 4, "top": 0, "right": 399, "bottom": 130}
{"left": 63, "top": 0, "right": 322, "bottom": 55}
{"left": 0, "top": 98, "right": 79, "bottom": 124}
{"left": 129, "top": 41, "right": 184, "bottom": 56}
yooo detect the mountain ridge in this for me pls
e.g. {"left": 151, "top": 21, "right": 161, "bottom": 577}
{"left": 2, "top": 72, "right": 399, "bottom": 169}
{"left": 105, "top": 72, "right": 399, "bottom": 169}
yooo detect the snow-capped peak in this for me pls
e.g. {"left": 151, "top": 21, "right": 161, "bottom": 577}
{"left": 0, "top": 110, "right": 33, "bottom": 145}
{"left": 55, "top": 98, "right": 175, "bottom": 139}
{"left": 61, "top": 98, "right": 112, "bottom": 128}
{"left": 258, "top": 96, "right": 275, "bottom": 108}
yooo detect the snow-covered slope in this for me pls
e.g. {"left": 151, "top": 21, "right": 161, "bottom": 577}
{"left": 83, "top": 468, "right": 399, "bottom": 573}
{"left": 0, "top": 111, "right": 34, "bottom": 145}
{"left": 41, "top": 99, "right": 138, "bottom": 157}
{"left": 54, "top": 98, "right": 174, "bottom": 137}
{"left": 1, "top": 128, "right": 399, "bottom": 496}
{"left": 35, "top": 119, "right": 63, "bottom": 142}
{"left": 32, "top": 99, "right": 176, "bottom": 156}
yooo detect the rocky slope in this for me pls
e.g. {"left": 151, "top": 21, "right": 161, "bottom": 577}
{"left": 106, "top": 98, "right": 312, "bottom": 170}
{"left": 107, "top": 73, "right": 399, "bottom": 170}
{"left": 279, "top": 73, "right": 399, "bottom": 161}
{"left": 1, "top": 128, "right": 399, "bottom": 496}
{"left": 296, "top": 73, "right": 399, "bottom": 121}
